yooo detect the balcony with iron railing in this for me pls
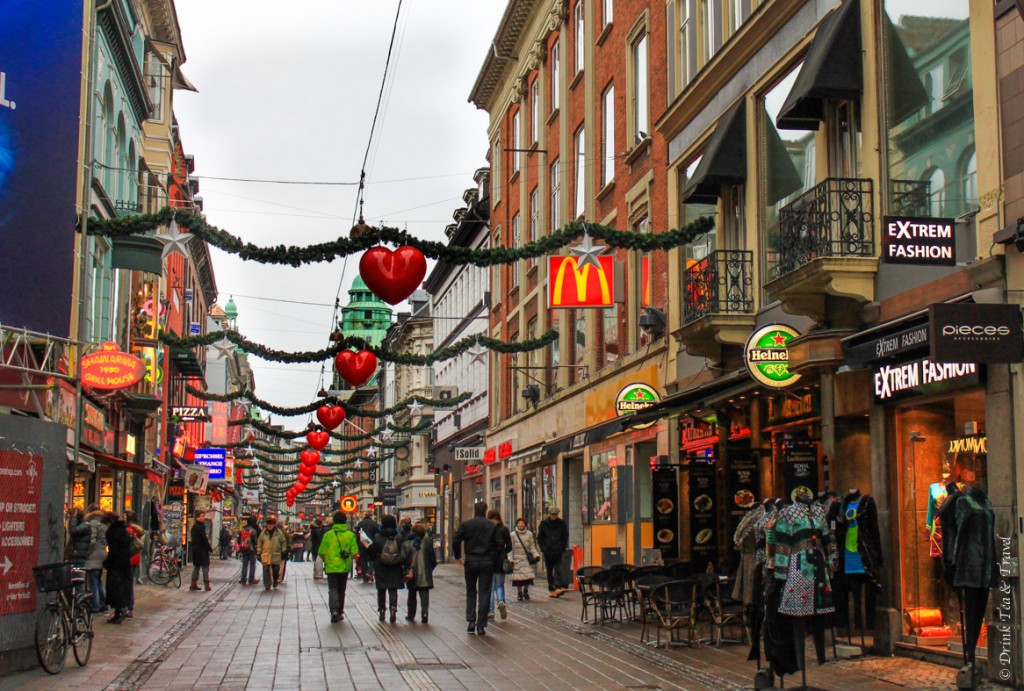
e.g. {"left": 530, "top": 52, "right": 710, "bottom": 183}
{"left": 114, "top": 200, "right": 143, "bottom": 216}
{"left": 675, "top": 250, "right": 756, "bottom": 359}
{"left": 763, "top": 178, "right": 878, "bottom": 324}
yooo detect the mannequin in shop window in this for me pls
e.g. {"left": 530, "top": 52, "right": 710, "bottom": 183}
{"left": 768, "top": 489, "right": 835, "bottom": 681}
{"left": 950, "top": 484, "right": 998, "bottom": 674}
{"left": 832, "top": 488, "right": 883, "bottom": 638}
{"left": 926, "top": 474, "right": 950, "bottom": 559}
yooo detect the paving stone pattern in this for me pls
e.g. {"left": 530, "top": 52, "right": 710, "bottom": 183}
{"left": 2, "top": 560, "right": 994, "bottom": 690}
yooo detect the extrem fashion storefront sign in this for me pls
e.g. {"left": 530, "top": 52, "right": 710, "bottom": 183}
{"left": 873, "top": 358, "right": 979, "bottom": 403}
{"left": 882, "top": 216, "right": 956, "bottom": 266}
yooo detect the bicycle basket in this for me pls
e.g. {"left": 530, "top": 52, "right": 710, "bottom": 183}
{"left": 33, "top": 563, "right": 73, "bottom": 593}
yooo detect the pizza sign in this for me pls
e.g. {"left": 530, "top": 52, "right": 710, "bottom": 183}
{"left": 744, "top": 325, "right": 801, "bottom": 388}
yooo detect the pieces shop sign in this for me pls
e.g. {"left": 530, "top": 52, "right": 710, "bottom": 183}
{"left": 882, "top": 216, "right": 957, "bottom": 265}
{"left": 928, "top": 303, "right": 1024, "bottom": 364}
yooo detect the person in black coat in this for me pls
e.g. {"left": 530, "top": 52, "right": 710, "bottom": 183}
{"left": 369, "top": 514, "right": 413, "bottom": 623}
{"left": 310, "top": 517, "right": 328, "bottom": 562}
{"left": 189, "top": 510, "right": 213, "bottom": 591}
{"left": 103, "top": 515, "right": 134, "bottom": 624}
{"left": 357, "top": 511, "right": 379, "bottom": 582}
{"left": 453, "top": 502, "right": 505, "bottom": 635}
{"left": 68, "top": 508, "right": 92, "bottom": 566}
{"left": 536, "top": 507, "right": 570, "bottom": 595}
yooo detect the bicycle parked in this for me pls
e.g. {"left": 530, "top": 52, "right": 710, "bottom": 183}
{"left": 147, "top": 544, "right": 182, "bottom": 588}
{"left": 32, "top": 562, "right": 94, "bottom": 675}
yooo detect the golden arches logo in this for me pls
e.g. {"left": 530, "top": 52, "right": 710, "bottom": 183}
{"left": 549, "top": 256, "right": 614, "bottom": 307}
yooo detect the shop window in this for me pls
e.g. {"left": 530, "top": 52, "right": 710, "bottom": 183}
{"left": 573, "top": 310, "right": 587, "bottom": 380}
{"left": 894, "top": 389, "right": 986, "bottom": 652}
{"left": 882, "top": 0, "right": 976, "bottom": 217}
{"left": 590, "top": 451, "right": 615, "bottom": 523}
{"left": 602, "top": 303, "right": 619, "bottom": 366}
{"left": 542, "top": 464, "right": 558, "bottom": 516}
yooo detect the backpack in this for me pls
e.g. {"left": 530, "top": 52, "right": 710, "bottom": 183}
{"left": 239, "top": 528, "right": 255, "bottom": 552}
{"left": 379, "top": 536, "right": 403, "bottom": 566}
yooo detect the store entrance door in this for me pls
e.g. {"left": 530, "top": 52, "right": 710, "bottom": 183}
{"left": 564, "top": 456, "right": 584, "bottom": 548}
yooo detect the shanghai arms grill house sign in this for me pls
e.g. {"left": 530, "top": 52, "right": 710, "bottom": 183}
{"left": 745, "top": 325, "right": 801, "bottom": 388}
{"left": 81, "top": 342, "right": 146, "bottom": 390}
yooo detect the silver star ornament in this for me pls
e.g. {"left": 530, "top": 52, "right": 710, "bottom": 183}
{"left": 408, "top": 401, "right": 424, "bottom": 416}
{"left": 211, "top": 338, "right": 234, "bottom": 360}
{"left": 154, "top": 220, "right": 195, "bottom": 259}
{"left": 570, "top": 232, "right": 606, "bottom": 271}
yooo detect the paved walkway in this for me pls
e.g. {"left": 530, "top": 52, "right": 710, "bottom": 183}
{"left": 3, "top": 559, "right": 991, "bottom": 690}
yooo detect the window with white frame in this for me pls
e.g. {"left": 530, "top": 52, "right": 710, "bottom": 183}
{"left": 492, "top": 136, "right": 502, "bottom": 204}
{"left": 701, "top": 0, "right": 717, "bottom": 64}
{"left": 529, "top": 187, "right": 539, "bottom": 266}
{"left": 512, "top": 212, "right": 521, "bottom": 284}
{"left": 531, "top": 79, "right": 540, "bottom": 143}
{"left": 602, "top": 85, "right": 615, "bottom": 187}
{"left": 550, "top": 159, "right": 562, "bottom": 231}
{"left": 603, "top": 0, "right": 614, "bottom": 26}
{"left": 512, "top": 110, "right": 521, "bottom": 175}
{"left": 575, "top": 126, "right": 586, "bottom": 218}
{"left": 631, "top": 33, "right": 650, "bottom": 140}
{"left": 575, "top": 1, "right": 585, "bottom": 75}
{"left": 551, "top": 42, "right": 561, "bottom": 111}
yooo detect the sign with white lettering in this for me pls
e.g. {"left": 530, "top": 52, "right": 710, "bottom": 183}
{"left": 454, "top": 446, "right": 484, "bottom": 462}
{"left": 929, "top": 303, "right": 1024, "bottom": 364}
{"left": 171, "top": 405, "right": 210, "bottom": 422}
{"left": 873, "top": 358, "right": 979, "bottom": 403}
{"left": 744, "top": 324, "right": 801, "bottom": 388}
{"left": 882, "top": 215, "right": 956, "bottom": 266}
{"left": 0, "top": 450, "right": 41, "bottom": 616}
{"left": 193, "top": 448, "right": 226, "bottom": 481}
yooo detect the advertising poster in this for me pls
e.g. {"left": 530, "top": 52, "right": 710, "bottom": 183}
{"left": 783, "top": 441, "right": 818, "bottom": 502}
{"left": 0, "top": 0, "right": 84, "bottom": 337}
{"left": 689, "top": 461, "right": 717, "bottom": 569}
{"left": 726, "top": 443, "right": 758, "bottom": 555}
{"left": 0, "top": 450, "right": 41, "bottom": 616}
{"left": 651, "top": 468, "right": 678, "bottom": 560}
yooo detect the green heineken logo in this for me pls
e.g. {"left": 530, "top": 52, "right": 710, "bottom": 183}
{"left": 615, "top": 383, "right": 661, "bottom": 415}
{"left": 745, "top": 324, "right": 801, "bottom": 388}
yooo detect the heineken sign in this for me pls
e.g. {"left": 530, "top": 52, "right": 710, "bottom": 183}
{"left": 745, "top": 324, "right": 801, "bottom": 388}
{"left": 615, "top": 383, "right": 661, "bottom": 429}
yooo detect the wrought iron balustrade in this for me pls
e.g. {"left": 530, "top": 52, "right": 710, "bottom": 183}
{"left": 767, "top": 178, "right": 874, "bottom": 281}
{"left": 682, "top": 249, "right": 754, "bottom": 325}
{"left": 114, "top": 200, "right": 143, "bottom": 216}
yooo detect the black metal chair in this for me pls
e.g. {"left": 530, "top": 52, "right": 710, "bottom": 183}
{"left": 650, "top": 578, "right": 700, "bottom": 648}
{"left": 704, "top": 576, "right": 749, "bottom": 646}
{"left": 590, "top": 568, "right": 630, "bottom": 624}
{"left": 575, "top": 566, "right": 603, "bottom": 623}
{"left": 635, "top": 574, "right": 671, "bottom": 643}
{"left": 608, "top": 564, "right": 640, "bottom": 619}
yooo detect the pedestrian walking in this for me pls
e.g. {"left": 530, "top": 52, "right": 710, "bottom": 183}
{"left": 537, "top": 506, "right": 569, "bottom": 597}
{"left": 257, "top": 517, "right": 288, "bottom": 590}
{"left": 310, "top": 517, "right": 327, "bottom": 567}
{"left": 290, "top": 525, "right": 306, "bottom": 562}
{"left": 189, "top": 510, "right": 213, "bottom": 591}
{"left": 453, "top": 501, "right": 505, "bottom": 636}
{"left": 370, "top": 514, "right": 413, "bottom": 623}
{"left": 319, "top": 511, "right": 358, "bottom": 622}
{"left": 238, "top": 515, "right": 260, "bottom": 585}
{"left": 103, "top": 513, "right": 134, "bottom": 624}
{"left": 487, "top": 510, "right": 513, "bottom": 621}
{"left": 67, "top": 508, "right": 91, "bottom": 568}
{"left": 357, "top": 511, "right": 378, "bottom": 582}
{"left": 405, "top": 523, "right": 437, "bottom": 623}
{"left": 219, "top": 523, "right": 232, "bottom": 560}
{"left": 511, "top": 517, "right": 540, "bottom": 601}
{"left": 83, "top": 505, "right": 109, "bottom": 614}
{"left": 125, "top": 511, "right": 144, "bottom": 617}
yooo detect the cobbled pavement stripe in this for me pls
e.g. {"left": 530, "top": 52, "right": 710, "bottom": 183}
{"left": 351, "top": 590, "right": 441, "bottom": 691}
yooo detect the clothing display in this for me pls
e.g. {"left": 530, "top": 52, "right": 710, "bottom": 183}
{"left": 834, "top": 491, "right": 883, "bottom": 588}
{"left": 952, "top": 486, "right": 999, "bottom": 591}
{"left": 926, "top": 482, "right": 948, "bottom": 558}
{"left": 733, "top": 504, "right": 765, "bottom": 605}
{"left": 772, "top": 496, "right": 835, "bottom": 617}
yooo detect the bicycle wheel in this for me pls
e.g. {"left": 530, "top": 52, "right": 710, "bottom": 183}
{"left": 148, "top": 557, "right": 171, "bottom": 586}
{"left": 71, "top": 596, "right": 93, "bottom": 666}
{"left": 34, "top": 602, "right": 68, "bottom": 674}
{"left": 171, "top": 562, "right": 181, "bottom": 589}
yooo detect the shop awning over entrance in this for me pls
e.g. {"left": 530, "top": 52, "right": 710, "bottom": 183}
{"left": 680, "top": 101, "right": 747, "bottom": 204}
{"left": 776, "top": 0, "right": 862, "bottom": 130}
{"left": 93, "top": 451, "right": 147, "bottom": 474}
{"left": 541, "top": 417, "right": 629, "bottom": 458}
{"left": 626, "top": 370, "right": 753, "bottom": 427}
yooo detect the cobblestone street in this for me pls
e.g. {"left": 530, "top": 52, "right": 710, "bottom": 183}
{"left": 1, "top": 560, "right": 994, "bottom": 690}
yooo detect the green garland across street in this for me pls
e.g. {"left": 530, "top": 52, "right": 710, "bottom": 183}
{"left": 87, "top": 207, "right": 715, "bottom": 266}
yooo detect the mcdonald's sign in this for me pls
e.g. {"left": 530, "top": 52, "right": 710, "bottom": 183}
{"left": 548, "top": 256, "right": 617, "bottom": 308}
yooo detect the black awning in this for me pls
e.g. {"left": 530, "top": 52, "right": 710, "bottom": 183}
{"left": 170, "top": 346, "right": 205, "bottom": 378}
{"left": 541, "top": 417, "right": 629, "bottom": 457}
{"left": 626, "top": 370, "right": 753, "bottom": 427}
{"left": 776, "top": 0, "right": 862, "bottom": 131}
{"left": 681, "top": 101, "right": 747, "bottom": 205}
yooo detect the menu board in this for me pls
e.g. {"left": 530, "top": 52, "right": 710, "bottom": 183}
{"left": 782, "top": 442, "right": 818, "bottom": 502}
{"left": 689, "top": 460, "right": 717, "bottom": 569}
{"left": 651, "top": 468, "right": 678, "bottom": 560}
{"left": 726, "top": 444, "right": 759, "bottom": 554}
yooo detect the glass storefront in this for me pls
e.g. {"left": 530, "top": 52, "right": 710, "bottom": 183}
{"left": 894, "top": 389, "right": 986, "bottom": 652}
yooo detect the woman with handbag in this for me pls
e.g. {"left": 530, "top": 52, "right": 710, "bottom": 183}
{"left": 486, "top": 510, "right": 514, "bottom": 620}
{"left": 511, "top": 517, "right": 541, "bottom": 601}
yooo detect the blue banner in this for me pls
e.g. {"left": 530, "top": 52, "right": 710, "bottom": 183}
{"left": 0, "top": 0, "right": 84, "bottom": 337}
{"left": 193, "top": 448, "right": 227, "bottom": 481}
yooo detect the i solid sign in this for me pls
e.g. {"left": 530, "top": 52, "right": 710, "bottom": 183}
{"left": 81, "top": 342, "right": 145, "bottom": 390}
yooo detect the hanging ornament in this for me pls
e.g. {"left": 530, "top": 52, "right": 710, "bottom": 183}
{"left": 358, "top": 245, "right": 427, "bottom": 305}
{"left": 334, "top": 350, "right": 378, "bottom": 387}
{"left": 344, "top": 470, "right": 354, "bottom": 479}
{"left": 306, "top": 430, "right": 330, "bottom": 450}
{"left": 407, "top": 400, "right": 424, "bottom": 416}
{"left": 570, "top": 231, "right": 606, "bottom": 271}
{"left": 154, "top": 219, "right": 195, "bottom": 259}
{"left": 316, "top": 405, "right": 346, "bottom": 430}
{"left": 299, "top": 449, "right": 320, "bottom": 467}
{"left": 298, "top": 470, "right": 313, "bottom": 485}
{"left": 211, "top": 338, "right": 235, "bottom": 360}
{"left": 467, "top": 344, "right": 488, "bottom": 366}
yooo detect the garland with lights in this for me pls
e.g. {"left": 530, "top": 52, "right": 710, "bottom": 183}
{"left": 232, "top": 438, "right": 408, "bottom": 456}
{"left": 228, "top": 416, "right": 432, "bottom": 441}
{"left": 185, "top": 384, "right": 471, "bottom": 418}
{"left": 88, "top": 207, "right": 715, "bottom": 266}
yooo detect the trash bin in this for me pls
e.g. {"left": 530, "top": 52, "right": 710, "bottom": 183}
{"left": 601, "top": 547, "right": 623, "bottom": 568}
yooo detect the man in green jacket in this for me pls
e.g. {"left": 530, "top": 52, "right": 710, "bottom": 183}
{"left": 319, "top": 511, "right": 359, "bottom": 622}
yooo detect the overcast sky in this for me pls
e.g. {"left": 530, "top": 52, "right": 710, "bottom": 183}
{"left": 173, "top": 1, "right": 505, "bottom": 426}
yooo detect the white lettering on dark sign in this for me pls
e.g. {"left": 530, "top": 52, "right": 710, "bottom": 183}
{"left": 873, "top": 359, "right": 976, "bottom": 401}
{"left": 883, "top": 215, "right": 956, "bottom": 266}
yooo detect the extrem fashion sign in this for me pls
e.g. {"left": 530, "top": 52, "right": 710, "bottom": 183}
{"left": 873, "top": 358, "right": 978, "bottom": 403}
{"left": 882, "top": 216, "right": 956, "bottom": 266}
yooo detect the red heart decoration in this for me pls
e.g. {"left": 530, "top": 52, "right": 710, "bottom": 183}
{"left": 334, "top": 350, "right": 378, "bottom": 388}
{"left": 298, "top": 471, "right": 313, "bottom": 484}
{"left": 359, "top": 245, "right": 427, "bottom": 305}
{"left": 286, "top": 498, "right": 294, "bottom": 506}
{"left": 306, "top": 430, "right": 330, "bottom": 450}
{"left": 316, "top": 405, "right": 346, "bottom": 430}
{"left": 300, "top": 449, "right": 320, "bottom": 467}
